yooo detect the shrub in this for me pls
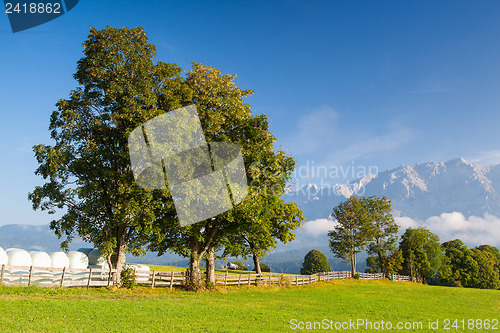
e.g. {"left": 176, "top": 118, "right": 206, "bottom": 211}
{"left": 300, "top": 250, "right": 330, "bottom": 275}
{"left": 121, "top": 266, "right": 136, "bottom": 289}
{"left": 279, "top": 274, "right": 291, "bottom": 288}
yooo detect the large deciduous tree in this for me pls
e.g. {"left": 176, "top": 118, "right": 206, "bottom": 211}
{"left": 363, "top": 196, "right": 399, "bottom": 277}
{"left": 28, "top": 26, "right": 188, "bottom": 283}
{"left": 439, "top": 239, "right": 476, "bottom": 287}
{"left": 399, "top": 227, "right": 443, "bottom": 283}
{"left": 328, "top": 196, "right": 372, "bottom": 277}
{"left": 148, "top": 63, "right": 302, "bottom": 290}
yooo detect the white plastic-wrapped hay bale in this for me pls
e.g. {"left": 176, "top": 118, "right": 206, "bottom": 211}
{"left": 6, "top": 248, "right": 32, "bottom": 267}
{"left": 88, "top": 249, "right": 109, "bottom": 268}
{"left": 5, "top": 249, "right": 31, "bottom": 283}
{"left": 0, "top": 246, "right": 8, "bottom": 266}
{"left": 29, "top": 251, "right": 53, "bottom": 283}
{"left": 68, "top": 251, "right": 89, "bottom": 269}
{"left": 29, "top": 251, "right": 52, "bottom": 268}
{"left": 50, "top": 251, "right": 70, "bottom": 268}
{"left": 77, "top": 248, "right": 93, "bottom": 256}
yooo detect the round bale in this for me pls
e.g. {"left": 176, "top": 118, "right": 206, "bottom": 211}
{"left": 29, "top": 251, "right": 52, "bottom": 268}
{"left": 68, "top": 251, "right": 89, "bottom": 269}
{"left": 50, "top": 252, "right": 70, "bottom": 268}
{"left": 88, "top": 249, "right": 108, "bottom": 268}
{"left": 6, "top": 248, "right": 32, "bottom": 267}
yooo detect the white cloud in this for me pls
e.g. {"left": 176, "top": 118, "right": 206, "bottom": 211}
{"left": 396, "top": 212, "right": 500, "bottom": 247}
{"left": 302, "top": 218, "right": 336, "bottom": 237}
{"left": 395, "top": 216, "right": 419, "bottom": 229}
{"left": 469, "top": 150, "right": 500, "bottom": 166}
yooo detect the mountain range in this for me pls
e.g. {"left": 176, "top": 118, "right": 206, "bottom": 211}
{"left": 2, "top": 157, "right": 499, "bottom": 273}
{"left": 286, "top": 157, "right": 500, "bottom": 221}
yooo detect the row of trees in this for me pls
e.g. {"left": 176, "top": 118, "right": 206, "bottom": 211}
{"left": 329, "top": 196, "right": 500, "bottom": 290}
{"left": 29, "top": 26, "right": 303, "bottom": 289}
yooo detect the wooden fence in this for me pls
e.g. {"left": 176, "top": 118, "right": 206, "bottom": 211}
{"left": 0, "top": 264, "right": 411, "bottom": 289}
{"left": 214, "top": 271, "right": 389, "bottom": 287}
{"left": 391, "top": 274, "right": 411, "bottom": 282}
{"left": 135, "top": 269, "right": 185, "bottom": 290}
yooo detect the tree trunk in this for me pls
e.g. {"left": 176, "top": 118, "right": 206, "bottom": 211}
{"left": 377, "top": 248, "right": 385, "bottom": 276}
{"left": 350, "top": 251, "right": 356, "bottom": 277}
{"left": 253, "top": 254, "right": 261, "bottom": 275}
{"left": 187, "top": 235, "right": 203, "bottom": 291}
{"left": 205, "top": 246, "right": 215, "bottom": 287}
{"left": 110, "top": 226, "right": 128, "bottom": 286}
{"left": 409, "top": 248, "right": 414, "bottom": 282}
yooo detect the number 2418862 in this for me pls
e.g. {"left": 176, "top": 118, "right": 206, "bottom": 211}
{"left": 5, "top": 2, "right": 61, "bottom": 14}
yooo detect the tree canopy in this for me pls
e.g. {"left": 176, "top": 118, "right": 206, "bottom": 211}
{"left": 329, "top": 196, "right": 399, "bottom": 277}
{"left": 328, "top": 196, "right": 372, "bottom": 276}
{"left": 28, "top": 26, "right": 188, "bottom": 283}
{"left": 399, "top": 227, "right": 442, "bottom": 283}
{"left": 439, "top": 240, "right": 500, "bottom": 289}
{"left": 363, "top": 196, "right": 399, "bottom": 277}
{"left": 29, "top": 26, "right": 303, "bottom": 289}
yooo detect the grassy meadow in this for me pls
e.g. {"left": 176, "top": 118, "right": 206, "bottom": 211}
{"left": 0, "top": 277, "right": 498, "bottom": 332}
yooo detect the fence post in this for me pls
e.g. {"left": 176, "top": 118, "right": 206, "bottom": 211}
{"left": 28, "top": 266, "right": 33, "bottom": 287}
{"left": 238, "top": 274, "right": 241, "bottom": 287}
{"left": 295, "top": 275, "right": 298, "bottom": 286}
{"left": 0, "top": 264, "right": 5, "bottom": 285}
{"left": 151, "top": 271, "right": 156, "bottom": 289}
{"left": 169, "top": 271, "right": 174, "bottom": 290}
{"left": 269, "top": 273, "right": 272, "bottom": 284}
{"left": 248, "top": 273, "right": 251, "bottom": 286}
{"left": 224, "top": 271, "right": 228, "bottom": 287}
{"left": 60, "top": 267, "right": 66, "bottom": 288}
{"left": 87, "top": 268, "right": 93, "bottom": 289}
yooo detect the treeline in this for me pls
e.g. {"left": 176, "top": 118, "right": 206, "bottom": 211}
{"left": 326, "top": 196, "right": 500, "bottom": 290}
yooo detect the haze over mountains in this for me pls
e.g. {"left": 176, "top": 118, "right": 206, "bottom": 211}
{"left": 2, "top": 157, "right": 499, "bottom": 272}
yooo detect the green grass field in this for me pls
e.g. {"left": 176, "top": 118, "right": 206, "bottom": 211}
{"left": 0, "top": 278, "right": 498, "bottom": 332}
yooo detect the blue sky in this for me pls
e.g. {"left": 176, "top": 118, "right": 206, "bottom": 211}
{"left": 1, "top": 0, "right": 499, "bottom": 226}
